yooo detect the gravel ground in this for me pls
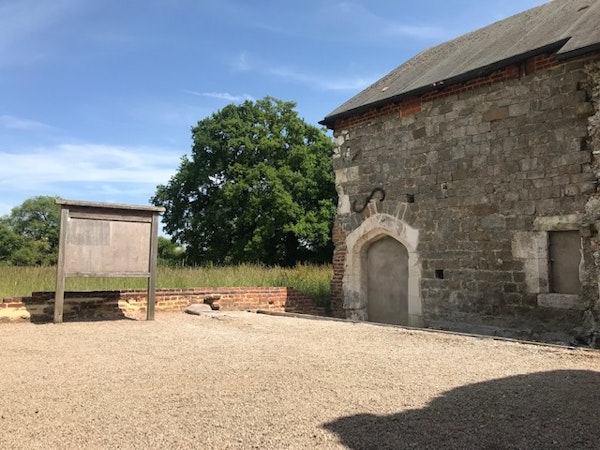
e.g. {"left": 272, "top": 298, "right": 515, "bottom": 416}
{"left": 1, "top": 311, "right": 599, "bottom": 450}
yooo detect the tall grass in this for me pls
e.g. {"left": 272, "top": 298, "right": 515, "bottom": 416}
{"left": 0, "top": 264, "right": 333, "bottom": 307}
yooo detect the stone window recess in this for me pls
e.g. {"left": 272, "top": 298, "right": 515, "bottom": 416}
{"left": 512, "top": 215, "right": 585, "bottom": 310}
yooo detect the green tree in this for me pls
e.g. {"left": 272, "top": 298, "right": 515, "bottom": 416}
{"left": 157, "top": 236, "right": 185, "bottom": 266}
{"left": 0, "top": 222, "right": 24, "bottom": 265}
{"left": 1, "top": 195, "right": 61, "bottom": 265}
{"left": 152, "top": 97, "right": 336, "bottom": 266}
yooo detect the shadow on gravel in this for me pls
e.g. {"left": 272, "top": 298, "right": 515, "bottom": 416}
{"left": 21, "top": 291, "right": 131, "bottom": 323}
{"left": 323, "top": 369, "right": 600, "bottom": 449}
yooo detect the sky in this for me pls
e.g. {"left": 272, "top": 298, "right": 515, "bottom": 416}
{"left": 0, "top": 0, "right": 548, "bottom": 219}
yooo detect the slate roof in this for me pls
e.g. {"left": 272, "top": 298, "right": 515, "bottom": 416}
{"left": 321, "top": 0, "right": 600, "bottom": 128}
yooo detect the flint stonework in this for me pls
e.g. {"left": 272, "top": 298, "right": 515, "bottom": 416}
{"left": 322, "top": 1, "right": 600, "bottom": 346}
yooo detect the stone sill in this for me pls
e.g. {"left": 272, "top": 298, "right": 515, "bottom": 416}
{"left": 537, "top": 293, "right": 584, "bottom": 310}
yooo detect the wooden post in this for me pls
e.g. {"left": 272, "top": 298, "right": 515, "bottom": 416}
{"left": 54, "top": 206, "right": 69, "bottom": 323}
{"left": 147, "top": 211, "right": 160, "bottom": 321}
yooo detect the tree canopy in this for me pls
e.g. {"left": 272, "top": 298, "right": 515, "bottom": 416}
{"left": 0, "top": 196, "right": 61, "bottom": 266}
{"left": 157, "top": 236, "right": 185, "bottom": 267}
{"left": 152, "top": 97, "right": 336, "bottom": 266}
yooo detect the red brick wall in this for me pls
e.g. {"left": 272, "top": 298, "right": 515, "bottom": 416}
{"left": 0, "top": 287, "right": 326, "bottom": 323}
{"left": 330, "top": 225, "right": 347, "bottom": 318}
{"left": 333, "top": 53, "right": 560, "bottom": 130}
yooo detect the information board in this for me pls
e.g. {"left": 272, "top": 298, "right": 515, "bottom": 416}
{"left": 54, "top": 200, "right": 165, "bottom": 323}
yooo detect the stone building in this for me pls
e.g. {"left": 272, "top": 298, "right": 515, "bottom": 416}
{"left": 320, "top": 0, "right": 600, "bottom": 346}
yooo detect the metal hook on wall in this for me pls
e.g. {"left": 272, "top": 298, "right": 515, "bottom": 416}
{"left": 352, "top": 187, "right": 386, "bottom": 213}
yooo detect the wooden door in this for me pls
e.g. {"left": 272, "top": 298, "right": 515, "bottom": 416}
{"left": 367, "top": 236, "right": 409, "bottom": 325}
{"left": 549, "top": 231, "right": 581, "bottom": 295}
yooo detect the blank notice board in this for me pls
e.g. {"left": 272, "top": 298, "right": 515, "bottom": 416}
{"left": 54, "top": 200, "right": 164, "bottom": 323}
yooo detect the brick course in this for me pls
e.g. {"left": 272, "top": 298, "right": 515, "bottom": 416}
{"left": 0, "top": 287, "right": 325, "bottom": 323}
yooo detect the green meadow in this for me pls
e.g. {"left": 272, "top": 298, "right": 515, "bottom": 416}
{"left": 0, "top": 264, "right": 333, "bottom": 308}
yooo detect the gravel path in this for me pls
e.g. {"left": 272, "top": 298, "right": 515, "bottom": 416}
{"left": 1, "top": 311, "right": 599, "bottom": 449}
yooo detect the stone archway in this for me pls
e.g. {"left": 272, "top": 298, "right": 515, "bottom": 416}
{"left": 342, "top": 213, "right": 422, "bottom": 327}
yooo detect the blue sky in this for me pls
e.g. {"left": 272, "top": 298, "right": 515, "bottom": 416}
{"left": 0, "top": 0, "right": 547, "bottom": 218}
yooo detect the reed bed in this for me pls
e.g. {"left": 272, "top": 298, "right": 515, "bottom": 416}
{"left": 0, "top": 264, "right": 332, "bottom": 307}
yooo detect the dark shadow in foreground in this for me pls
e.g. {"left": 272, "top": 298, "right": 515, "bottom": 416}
{"left": 323, "top": 369, "right": 600, "bottom": 450}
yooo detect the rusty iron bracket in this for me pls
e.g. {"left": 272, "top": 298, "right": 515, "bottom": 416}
{"left": 352, "top": 187, "right": 386, "bottom": 213}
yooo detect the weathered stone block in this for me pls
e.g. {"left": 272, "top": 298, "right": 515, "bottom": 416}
{"left": 508, "top": 102, "right": 530, "bottom": 117}
{"left": 537, "top": 294, "right": 585, "bottom": 310}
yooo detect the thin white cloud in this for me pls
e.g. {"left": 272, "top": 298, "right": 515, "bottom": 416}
{"left": 183, "top": 90, "right": 255, "bottom": 103}
{"left": 311, "top": 1, "right": 551, "bottom": 45}
{"left": 88, "top": 31, "right": 144, "bottom": 45}
{"left": 267, "top": 66, "right": 376, "bottom": 91}
{"left": 382, "top": 24, "right": 447, "bottom": 40}
{"left": 0, "top": 143, "right": 180, "bottom": 189}
{"left": 226, "top": 1, "right": 447, "bottom": 43}
{"left": 214, "top": 1, "right": 447, "bottom": 43}
{"left": 121, "top": 98, "right": 214, "bottom": 132}
{"left": 236, "top": 52, "right": 251, "bottom": 71}
{"left": 230, "top": 52, "right": 376, "bottom": 92}
{"left": 0, "top": 114, "right": 55, "bottom": 131}
{"left": 0, "top": 142, "right": 184, "bottom": 215}
{"left": 0, "top": 0, "right": 84, "bottom": 68}
{"left": 318, "top": 2, "right": 447, "bottom": 41}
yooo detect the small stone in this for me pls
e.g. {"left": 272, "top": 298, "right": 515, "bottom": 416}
{"left": 185, "top": 304, "right": 214, "bottom": 315}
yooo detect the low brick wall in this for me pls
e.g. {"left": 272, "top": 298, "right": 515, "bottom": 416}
{"left": 0, "top": 287, "right": 327, "bottom": 323}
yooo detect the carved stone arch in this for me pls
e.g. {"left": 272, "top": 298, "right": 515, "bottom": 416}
{"left": 342, "top": 213, "right": 422, "bottom": 327}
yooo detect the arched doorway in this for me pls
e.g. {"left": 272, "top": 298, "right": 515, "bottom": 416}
{"left": 342, "top": 213, "right": 422, "bottom": 327}
{"left": 367, "top": 236, "right": 409, "bottom": 325}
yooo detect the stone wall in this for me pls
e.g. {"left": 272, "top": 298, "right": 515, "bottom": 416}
{"left": 0, "top": 287, "right": 324, "bottom": 323}
{"left": 331, "top": 52, "right": 600, "bottom": 346}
